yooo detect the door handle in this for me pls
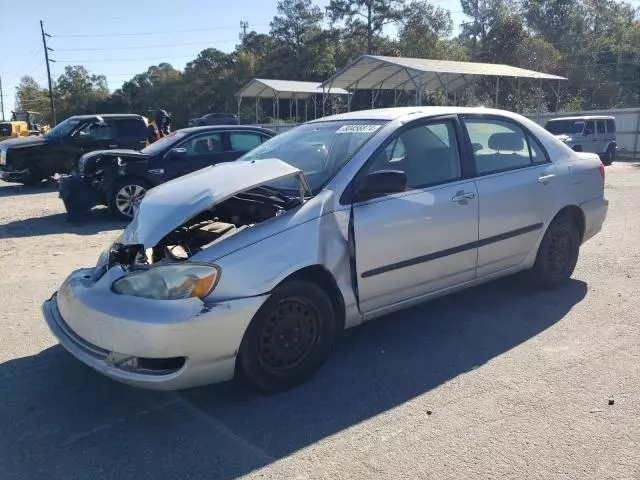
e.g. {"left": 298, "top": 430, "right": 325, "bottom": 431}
{"left": 538, "top": 173, "right": 555, "bottom": 184}
{"left": 451, "top": 191, "right": 475, "bottom": 204}
{"left": 108, "top": 144, "right": 118, "bottom": 148}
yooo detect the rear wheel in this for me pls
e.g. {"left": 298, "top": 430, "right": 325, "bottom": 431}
{"left": 237, "top": 280, "right": 337, "bottom": 392}
{"left": 108, "top": 178, "right": 150, "bottom": 219}
{"left": 528, "top": 214, "right": 580, "bottom": 289}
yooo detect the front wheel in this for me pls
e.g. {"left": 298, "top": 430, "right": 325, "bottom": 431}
{"left": 528, "top": 214, "right": 580, "bottom": 289}
{"left": 237, "top": 280, "right": 337, "bottom": 392}
{"left": 108, "top": 178, "right": 151, "bottom": 219}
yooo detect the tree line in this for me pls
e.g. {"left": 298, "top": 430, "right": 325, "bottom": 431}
{"left": 14, "top": 0, "right": 640, "bottom": 127}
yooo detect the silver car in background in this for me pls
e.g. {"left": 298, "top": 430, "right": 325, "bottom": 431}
{"left": 42, "top": 107, "right": 608, "bottom": 392}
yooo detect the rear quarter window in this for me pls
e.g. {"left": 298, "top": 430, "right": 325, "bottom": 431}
{"left": 115, "top": 118, "right": 147, "bottom": 140}
{"left": 606, "top": 119, "right": 616, "bottom": 134}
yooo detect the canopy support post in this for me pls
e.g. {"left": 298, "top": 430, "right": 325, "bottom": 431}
{"left": 255, "top": 97, "right": 259, "bottom": 124}
{"left": 237, "top": 95, "right": 242, "bottom": 124}
{"left": 495, "top": 77, "right": 500, "bottom": 108}
{"left": 536, "top": 79, "right": 542, "bottom": 121}
{"left": 434, "top": 73, "right": 449, "bottom": 105}
{"left": 517, "top": 77, "right": 522, "bottom": 113}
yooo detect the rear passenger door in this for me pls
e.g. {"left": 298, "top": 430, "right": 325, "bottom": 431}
{"left": 461, "top": 115, "right": 557, "bottom": 278}
{"left": 594, "top": 119, "right": 608, "bottom": 155}
{"left": 114, "top": 118, "right": 148, "bottom": 151}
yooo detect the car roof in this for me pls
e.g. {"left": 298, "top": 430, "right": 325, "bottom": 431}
{"left": 308, "top": 106, "right": 534, "bottom": 123}
{"left": 177, "top": 125, "right": 276, "bottom": 135}
{"left": 69, "top": 114, "right": 146, "bottom": 120}
{"left": 547, "top": 115, "right": 615, "bottom": 121}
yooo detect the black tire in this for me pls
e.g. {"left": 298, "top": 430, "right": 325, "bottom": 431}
{"left": 108, "top": 178, "right": 151, "bottom": 220}
{"left": 237, "top": 280, "right": 337, "bottom": 392}
{"left": 528, "top": 214, "right": 580, "bottom": 289}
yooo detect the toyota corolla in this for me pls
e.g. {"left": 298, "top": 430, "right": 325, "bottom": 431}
{"left": 42, "top": 107, "right": 608, "bottom": 392}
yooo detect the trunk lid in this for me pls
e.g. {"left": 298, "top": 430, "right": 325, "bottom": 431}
{"left": 120, "top": 158, "right": 311, "bottom": 248}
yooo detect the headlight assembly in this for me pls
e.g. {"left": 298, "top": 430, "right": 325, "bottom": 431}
{"left": 112, "top": 264, "right": 220, "bottom": 300}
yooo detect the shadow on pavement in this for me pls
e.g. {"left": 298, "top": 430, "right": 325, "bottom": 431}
{"left": 0, "top": 277, "right": 587, "bottom": 480}
{"left": 0, "top": 210, "right": 127, "bottom": 239}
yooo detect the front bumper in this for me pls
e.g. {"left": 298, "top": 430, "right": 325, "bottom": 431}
{"left": 0, "top": 167, "right": 30, "bottom": 182}
{"left": 42, "top": 267, "right": 269, "bottom": 390}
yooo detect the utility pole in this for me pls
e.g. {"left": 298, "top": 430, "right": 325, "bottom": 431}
{"left": 40, "top": 20, "right": 56, "bottom": 125}
{"left": 239, "top": 21, "right": 248, "bottom": 42}
{"left": 0, "top": 75, "right": 5, "bottom": 121}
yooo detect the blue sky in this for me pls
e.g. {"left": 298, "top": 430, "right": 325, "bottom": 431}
{"left": 0, "top": 0, "right": 466, "bottom": 116}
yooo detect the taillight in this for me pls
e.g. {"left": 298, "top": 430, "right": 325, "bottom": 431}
{"left": 598, "top": 163, "right": 605, "bottom": 180}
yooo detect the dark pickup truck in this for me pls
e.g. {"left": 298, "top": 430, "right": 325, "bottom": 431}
{"left": 0, "top": 113, "right": 148, "bottom": 185}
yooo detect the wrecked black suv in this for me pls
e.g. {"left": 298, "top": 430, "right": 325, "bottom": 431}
{"left": 0, "top": 114, "right": 148, "bottom": 185}
{"left": 60, "top": 125, "right": 275, "bottom": 219}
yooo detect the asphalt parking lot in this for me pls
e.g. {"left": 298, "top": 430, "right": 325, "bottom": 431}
{"left": 0, "top": 163, "right": 639, "bottom": 480}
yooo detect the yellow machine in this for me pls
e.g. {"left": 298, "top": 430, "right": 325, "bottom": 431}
{"left": 0, "top": 111, "right": 50, "bottom": 141}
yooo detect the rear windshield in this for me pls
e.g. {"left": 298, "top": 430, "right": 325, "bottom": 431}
{"left": 545, "top": 120, "right": 585, "bottom": 135}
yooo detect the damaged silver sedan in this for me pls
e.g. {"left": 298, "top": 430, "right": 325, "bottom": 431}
{"left": 42, "top": 107, "right": 608, "bottom": 391}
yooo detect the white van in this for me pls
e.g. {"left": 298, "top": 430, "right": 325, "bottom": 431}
{"left": 545, "top": 116, "right": 616, "bottom": 165}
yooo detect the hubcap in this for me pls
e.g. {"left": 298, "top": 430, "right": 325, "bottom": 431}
{"left": 115, "top": 184, "right": 146, "bottom": 217}
{"left": 547, "top": 230, "right": 571, "bottom": 274}
{"left": 257, "top": 298, "right": 320, "bottom": 371}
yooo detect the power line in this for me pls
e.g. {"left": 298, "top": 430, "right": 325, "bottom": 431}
{"left": 52, "top": 23, "right": 270, "bottom": 38}
{"left": 55, "top": 40, "right": 240, "bottom": 52}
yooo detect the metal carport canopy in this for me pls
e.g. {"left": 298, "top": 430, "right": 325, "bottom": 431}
{"left": 320, "top": 55, "right": 567, "bottom": 93}
{"left": 236, "top": 78, "right": 348, "bottom": 100}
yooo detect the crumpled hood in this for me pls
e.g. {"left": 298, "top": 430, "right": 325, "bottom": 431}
{"left": 120, "top": 158, "right": 309, "bottom": 248}
{"left": 0, "top": 135, "right": 46, "bottom": 149}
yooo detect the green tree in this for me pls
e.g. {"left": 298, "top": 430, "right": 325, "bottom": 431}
{"left": 326, "top": 0, "right": 406, "bottom": 55}
{"left": 398, "top": 0, "right": 455, "bottom": 59}
{"left": 270, "top": 0, "right": 324, "bottom": 58}
{"left": 14, "top": 76, "right": 50, "bottom": 120}
{"left": 54, "top": 65, "right": 109, "bottom": 120}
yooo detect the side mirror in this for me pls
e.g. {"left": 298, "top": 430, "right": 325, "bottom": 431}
{"left": 168, "top": 147, "right": 187, "bottom": 159}
{"left": 357, "top": 170, "right": 407, "bottom": 197}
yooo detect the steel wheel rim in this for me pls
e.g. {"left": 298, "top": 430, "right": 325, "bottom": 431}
{"left": 547, "top": 230, "right": 571, "bottom": 274}
{"left": 115, "top": 184, "right": 146, "bottom": 217}
{"left": 257, "top": 298, "right": 320, "bottom": 371}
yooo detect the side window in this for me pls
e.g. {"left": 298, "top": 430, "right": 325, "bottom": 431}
{"left": 115, "top": 119, "right": 147, "bottom": 140}
{"left": 464, "top": 118, "right": 533, "bottom": 175}
{"left": 595, "top": 120, "right": 606, "bottom": 134}
{"left": 606, "top": 119, "right": 616, "bottom": 134}
{"left": 365, "top": 120, "right": 462, "bottom": 190}
{"left": 76, "top": 120, "right": 114, "bottom": 140}
{"left": 229, "top": 132, "right": 262, "bottom": 152}
{"left": 179, "top": 133, "right": 222, "bottom": 156}
{"left": 584, "top": 120, "right": 595, "bottom": 135}
{"left": 527, "top": 134, "right": 549, "bottom": 165}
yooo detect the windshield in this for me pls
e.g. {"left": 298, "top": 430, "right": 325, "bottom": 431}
{"left": 545, "top": 120, "right": 585, "bottom": 135}
{"left": 141, "top": 130, "right": 187, "bottom": 155}
{"left": 45, "top": 118, "right": 83, "bottom": 138}
{"left": 240, "top": 120, "right": 387, "bottom": 193}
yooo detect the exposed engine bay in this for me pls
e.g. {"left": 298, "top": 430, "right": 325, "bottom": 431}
{"left": 107, "top": 186, "right": 300, "bottom": 269}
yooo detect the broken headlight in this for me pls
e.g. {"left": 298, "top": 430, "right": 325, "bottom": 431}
{"left": 112, "top": 264, "right": 220, "bottom": 300}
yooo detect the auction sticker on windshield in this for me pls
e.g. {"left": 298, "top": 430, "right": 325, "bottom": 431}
{"left": 335, "top": 125, "right": 381, "bottom": 134}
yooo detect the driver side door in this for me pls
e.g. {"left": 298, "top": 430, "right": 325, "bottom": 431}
{"left": 352, "top": 117, "right": 479, "bottom": 314}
